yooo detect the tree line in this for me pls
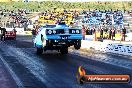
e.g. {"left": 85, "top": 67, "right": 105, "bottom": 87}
{"left": 0, "top": 1, "right": 132, "bottom": 11}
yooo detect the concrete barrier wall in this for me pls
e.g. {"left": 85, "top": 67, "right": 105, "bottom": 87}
{"left": 5, "top": 28, "right": 25, "bottom": 35}
{"left": 0, "top": 28, "right": 32, "bottom": 35}
{"left": 81, "top": 40, "right": 132, "bottom": 56}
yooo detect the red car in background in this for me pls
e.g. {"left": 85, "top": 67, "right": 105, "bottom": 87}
{"left": 5, "top": 28, "right": 17, "bottom": 40}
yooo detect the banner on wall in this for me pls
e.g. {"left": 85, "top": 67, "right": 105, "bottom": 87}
{"left": 6, "top": 28, "right": 24, "bottom": 35}
{"left": 81, "top": 40, "right": 132, "bottom": 56}
{"left": 85, "top": 35, "right": 93, "bottom": 41}
{"left": 106, "top": 43, "right": 132, "bottom": 53}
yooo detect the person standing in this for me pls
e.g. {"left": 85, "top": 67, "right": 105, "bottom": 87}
{"left": 90, "top": 28, "right": 93, "bottom": 35}
{"left": 86, "top": 27, "right": 90, "bottom": 35}
{"left": 122, "top": 27, "right": 126, "bottom": 41}
{"left": 82, "top": 25, "right": 86, "bottom": 40}
{"left": 92, "top": 28, "right": 96, "bottom": 34}
{"left": 31, "top": 28, "right": 36, "bottom": 42}
{"left": 111, "top": 28, "right": 115, "bottom": 40}
{"left": 100, "top": 28, "right": 103, "bottom": 39}
{"left": 109, "top": 28, "right": 112, "bottom": 39}
{"left": 0, "top": 27, "right": 7, "bottom": 41}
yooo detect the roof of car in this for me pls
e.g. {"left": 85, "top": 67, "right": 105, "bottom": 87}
{"left": 45, "top": 24, "right": 56, "bottom": 28}
{"left": 42, "top": 22, "right": 69, "bottom": 29}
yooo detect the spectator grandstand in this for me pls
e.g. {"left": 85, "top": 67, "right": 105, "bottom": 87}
{"left": 78, "top": 10, "right": 124, "bottom": 30}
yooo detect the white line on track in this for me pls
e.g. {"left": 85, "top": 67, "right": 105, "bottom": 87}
{"left": 0, "top": 54, "right": 25, "bottom": 88}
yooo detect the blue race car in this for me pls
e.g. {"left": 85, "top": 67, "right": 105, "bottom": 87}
{"left": 34, "top": 22, "right": 82, "bottom": 54}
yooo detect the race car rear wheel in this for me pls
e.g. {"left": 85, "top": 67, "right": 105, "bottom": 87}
{"left": 74, "top": 40, "right": 81, "bottom": 50}
{"left": 60, "top": 47, "right": 68, "bottom": 54}
{"left": 37, "top": 47, "right": 43, "bottom": 55}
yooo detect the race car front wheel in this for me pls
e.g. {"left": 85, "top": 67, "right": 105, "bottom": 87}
{"left": 74, "top": 40, "right": 81, "bottom": 50}
{"left": 37, "top": 47, "right": 43, "bottom": 55}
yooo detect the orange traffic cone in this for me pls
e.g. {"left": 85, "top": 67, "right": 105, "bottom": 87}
{"left": 93, "top": 31, "right": 97, "bottom": 41}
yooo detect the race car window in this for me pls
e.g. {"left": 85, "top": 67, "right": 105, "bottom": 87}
{"left": 46, "top": 25, "right": 56, "bottom": 28}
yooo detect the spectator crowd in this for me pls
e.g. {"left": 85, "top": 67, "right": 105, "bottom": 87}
{"left": 78, "top": 9, "right": 127, "bottom": 41}
{"left": 0, "top": 9, "right": 32, "bottom": 30}
{"left": 0, "top": 8, "right": 129, "bottom": 41}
